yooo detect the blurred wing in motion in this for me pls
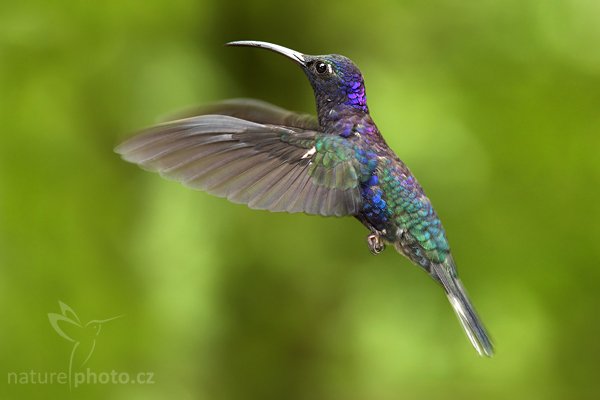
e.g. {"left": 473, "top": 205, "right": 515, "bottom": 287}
{"left": 167, "top": 98, "right": 319, "bottom": 130}
{"left": 116, "top": 115, "right": 362, "bottom": 216}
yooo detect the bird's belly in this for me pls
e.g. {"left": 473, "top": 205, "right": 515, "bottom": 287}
{"left": 358, "top": 160, "right": 451, "bottom": 264}
{"left": 358, "top": 184, "right": 396, "bottom": 237}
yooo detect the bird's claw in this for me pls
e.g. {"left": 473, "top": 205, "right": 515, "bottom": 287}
{"left": 367, "top": 233, "right": 385, "bottom": 255}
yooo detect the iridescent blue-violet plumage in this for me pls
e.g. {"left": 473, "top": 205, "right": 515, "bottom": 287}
{"left": 116, "top": 41, "right": 494, "bottom": 357}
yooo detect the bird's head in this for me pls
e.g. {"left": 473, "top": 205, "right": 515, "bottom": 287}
{"left": 227, "top": 41, "right": 368, "bottom": 116}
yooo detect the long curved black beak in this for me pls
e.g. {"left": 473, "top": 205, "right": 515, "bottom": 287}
{"left": 226, "top": 41, "right": 307, "bottom": 67}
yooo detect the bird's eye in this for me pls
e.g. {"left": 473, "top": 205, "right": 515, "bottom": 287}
{"left": 315, "top": 62, "right": 329, "bottom": 74}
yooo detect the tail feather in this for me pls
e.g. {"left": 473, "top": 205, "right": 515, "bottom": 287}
{"left": 431, "top": 259, "right": 494, "bottom": 357}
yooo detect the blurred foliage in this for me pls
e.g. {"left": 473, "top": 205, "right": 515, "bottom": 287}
{"left": 1, "top": 0, "right": 599, "bottom": 399}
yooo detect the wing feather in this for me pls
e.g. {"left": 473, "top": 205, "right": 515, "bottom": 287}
{"left": 116, "top": 115, "right": 362, "bottom": 216}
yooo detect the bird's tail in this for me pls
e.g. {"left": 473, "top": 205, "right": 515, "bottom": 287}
{"left": 431, "top": 257, "right": 494, "bottom": 357}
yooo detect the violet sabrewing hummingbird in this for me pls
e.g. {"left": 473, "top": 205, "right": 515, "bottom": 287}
{"left": 116, "top": 41, "right": 494, "bottom": 357}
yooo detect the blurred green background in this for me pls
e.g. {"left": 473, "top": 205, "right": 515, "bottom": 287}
{"left": 1, "top": 0, "right": 599, "bottom": 399}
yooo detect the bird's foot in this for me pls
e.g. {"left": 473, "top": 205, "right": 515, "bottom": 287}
{"left": 367, "top": 233, "right": 385, "bottom": 255}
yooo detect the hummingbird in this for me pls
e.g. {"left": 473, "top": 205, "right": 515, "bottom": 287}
{"left": 48, "top": 301, "right": 122, "bottom": 387}
{"left": 116, "top": 41, "right": 494, "bottom": 357}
